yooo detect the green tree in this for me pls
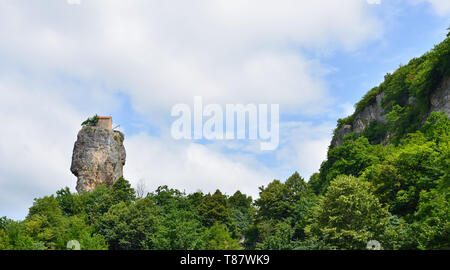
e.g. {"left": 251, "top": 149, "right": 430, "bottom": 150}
{"left": 149, "top": 186, "right": 204, "bottom": 250}
{"left": 186, "top": 191, "right": 204, "bottom": 209}
{"left": 308, "top": 173, "right": 321, "bottom": 195}
{"left": 362, "top": 132, "right": 444, "bottom": 217}
{"left": 81, "top": 114, "right": 99, "bottom": 126}
{"left": 25, "top": 195, "right": 65, "bottom": 249}
{"left": 306, "top": 176, "right": 389, "bottom": 250}
{"left": 228, "top": 191, "right": 253, "bottom": 214}
{"left": 0, "top": 229, "right": 12, "bottom": 250}
{"left": 228, "top": 191, "right": 254, "bottom": 237}
{"left": 78, "top": 185, "right": 115, "bottom": 224}
{"left": 201, "top": 223, "right": 241, "bottom": 250}
{"left": 0, "top": 217, "right": 13, "bottom": 250}
{"left": 291, "top": 194, "right": 319, "bottom": 240}
{"left": 255, "top": 172, "right": 308, "bottom": 221}
{"left": 256, "top": 220, "right": 294, "bottom": 250}
{"left": 56, "top": 187, "right": 83, "bottom": 216}
{"left": 96, "top": 198, "right": 156, "bottom": 250}
{"left": 61, "top": 215, "right": 108, "bottom": 250}
{"left": 317, "top": 137, "right": 384, "bottom": 193}
{"left": 414, "top": 189, "right": 450, "bottom": 250}
{"left": 381, "top": 215, "right": 418, "bottom": 250}
{"left": 152, "top": 209, "right": 203, "bottom": 250}
{"left": 111, "top": 176, "right": 136, "bottom": 205}
{"left": 198, "top": 190, "right": 234, "bottom": 230}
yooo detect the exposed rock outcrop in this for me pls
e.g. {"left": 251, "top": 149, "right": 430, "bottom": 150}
{"left": 330, "top": 124, "right": 352, "bottom": 148}
{"left": 331, "top": 93, "right": 386, "bottom": 148}
{"left": 331, "top": 76, "right": 449, "bottom": 148}
{"left": 352, "top": 93, "right": 386, "bottom": 133}
{"left": 71, "top": 126, "right": 126, "bottom": 193}
{"left": 430, "top": 76, "right": 450, "bottom": 116}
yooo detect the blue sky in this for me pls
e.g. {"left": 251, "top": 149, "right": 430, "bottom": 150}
{"left": 0, "top": 0, "right": 449, "bottom": 220}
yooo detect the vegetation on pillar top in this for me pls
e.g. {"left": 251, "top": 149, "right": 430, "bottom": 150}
{"left": 81, "top": 114, "right": 100, "bottom": 127}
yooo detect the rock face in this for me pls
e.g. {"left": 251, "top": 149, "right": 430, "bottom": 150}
{"left": 352, "top": 93, "right": 386, "bottom": 133}
{"left": 331, "top": 76, "right": 450, "bottom": 148}
{"left": 330, "top": 124, "right": 353, "bottom": 148}
{"left": 331, "top": 93, "right": 386, "bottom": 148}
{"left": 430, "top": 76, "right": 450, "bottom": 116}
{"left": 71, "top": 126, "right": 126, "bottom": 193}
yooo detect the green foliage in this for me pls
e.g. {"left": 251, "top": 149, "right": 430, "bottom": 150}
{"left": 256, "top": 220, "right": 295, "bottom": 250}
{"left": 336, "top": 115, "right": 354, "bottom": 131}
{"left": 381, "top": 215, "right": 418, "bottom": 250}
{"left": 255, "top": 172, "right": 308, "bottom": 221}
{"left": 245, "top": 173, "right": 318, "bottom": 249}
{"left": 3, "top": 36, "right": 450, "bottom": 250}
{"left": 305, "top": 176, "right": 389, "bottom": 250}
{"left": 414, "top": 189, "right": 450, "bottom": 250}
{"left": 317, "top": 136, "right": 385, "bottom": 193}
{"left": 201, "top": 223, "right": 241, "bottom": 250}
{"left": 386, "top": 37, "right": 450, "bottom": 137}
{"left": 310, "top": 110, "right": 448, "bottom": 250}
{"left": 78, "top": 185, "right": 115, "bottom": 223}
{"left": 3, "top": 115, "right": 448, "bottom": 251}
{"left": 291, "top": 194, "right": 319, "bottom": 240}
{"left": 362, "top": 112, "right": 449, "bottom": 217}
{"left": 335, "top": 36, "right": 450, "bottom": 142}
{"left": 362, "top": 120, "right": 388, "bottom": 144}
{"left": 111, "top": 176, "right": 136, "bottom": 204}
{"left": 152, "top": 208, "right": 203, "bottom": 250}
{"left": 96, "top": 198, "right": 156, "bottom": 250}
{"left": 228, "top": 191, "right": 254, "bottom": 237}
{"left": 149, "top": 186, "right": 204, "bottom": 250}
{"left": 421, "top": 111, "right": 450, "bottom": 145}
{"left": 228, "top": 190, "right": 253, "bottom": 214}
{"left": 186, "top": 191, "right": 204, "bottom": 208}
{"left": 308, "top": 173, "right": 321, "bottom": 195}
{"left": 354, "top": 87, "right": 381, "bottom": 119}
{"left": 0, "top": 229, "right": 13, "bottom": 250}
{"left": 198, "top": 190, "right": 235, "bottom": 231}
{"left": 56, "top": 187, "right": 83, "bottom": 216}
{"left": 0, "top": 195, "right": 108, "bottom": 250}
{"left": 81, "top": 114, "right": 99, "bottom": 126}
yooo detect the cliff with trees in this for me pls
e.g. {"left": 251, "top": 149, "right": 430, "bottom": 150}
{"left": 1, "top": 36, "right": 449, "bottom": 250}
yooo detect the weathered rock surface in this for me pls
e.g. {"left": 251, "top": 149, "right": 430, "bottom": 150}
{"left": 71, "top": 126, "right": 126, "bottom": 193}
{"left": 352, "top": 93, "right": 386, "bottom": 133}
{"left": 430, "top": 76, "right": 450, "bottom": 116}
{"left": 330, "top": 124, "right": 352, "bottom": 148}
{"left": 331, "top": 93, "right": 386, "bottom": 148}
{"left": 331, "top": 76, "right": 449, "bottom": 148}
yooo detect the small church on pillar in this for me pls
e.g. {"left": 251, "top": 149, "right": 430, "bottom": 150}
{"left": 96, "top": 116, "right": 112, "bottom": 130}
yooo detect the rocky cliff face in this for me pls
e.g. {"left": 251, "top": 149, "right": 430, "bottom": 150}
{"left": 331, "top": 92, "right": 386, "bottom": 147}
{"left": 331, "top": 76, "right": 450, "bottom": 148}
{"left": 70, "top": 126, "right": 126, "bottom": 193}
{"left": 430, "top": 76, "right": 450, "bottom": 116}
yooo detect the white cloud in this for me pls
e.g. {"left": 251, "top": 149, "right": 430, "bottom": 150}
{"left": 340, "top": 103, "right": 356, "bottom": 117}
{"left": 276, "top": 121, "right": 335, "bottom": 179}
{"left": 0, "top": 0, "right": 381, "bottom": 116}
{"left": 67, "top": 0, "right": 81, "bottom": 5}
{"left": 367, "top": 0, "right": 381, "bottom": 5}
{"left": 0, "top": 1, "right": 384, "bottom": 219}
{"left": 0, "top": 76, "right": 82, "bottom": 220}
{"left": 124, "top": 120, "right": 334, "bottom": 198}
{"left": 411, "top": 0, "right": 450, "bottom": 16}
{"left": 124, "top": 133, "right": 276, "bottom": 198}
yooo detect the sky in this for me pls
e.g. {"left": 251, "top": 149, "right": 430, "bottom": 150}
{"left": 0, "top": 0, "right": 449, "bottom": 220}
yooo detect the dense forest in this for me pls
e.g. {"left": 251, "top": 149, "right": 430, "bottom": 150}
{"left": 1, "top": 36, "right": 449, "bottom": 251}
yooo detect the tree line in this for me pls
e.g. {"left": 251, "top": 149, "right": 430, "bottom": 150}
{"left": 0, "top": 111, "right": 448, "bottom": 250}
{"left": 1, "top": 34, "right": 449, "bottom": 251}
